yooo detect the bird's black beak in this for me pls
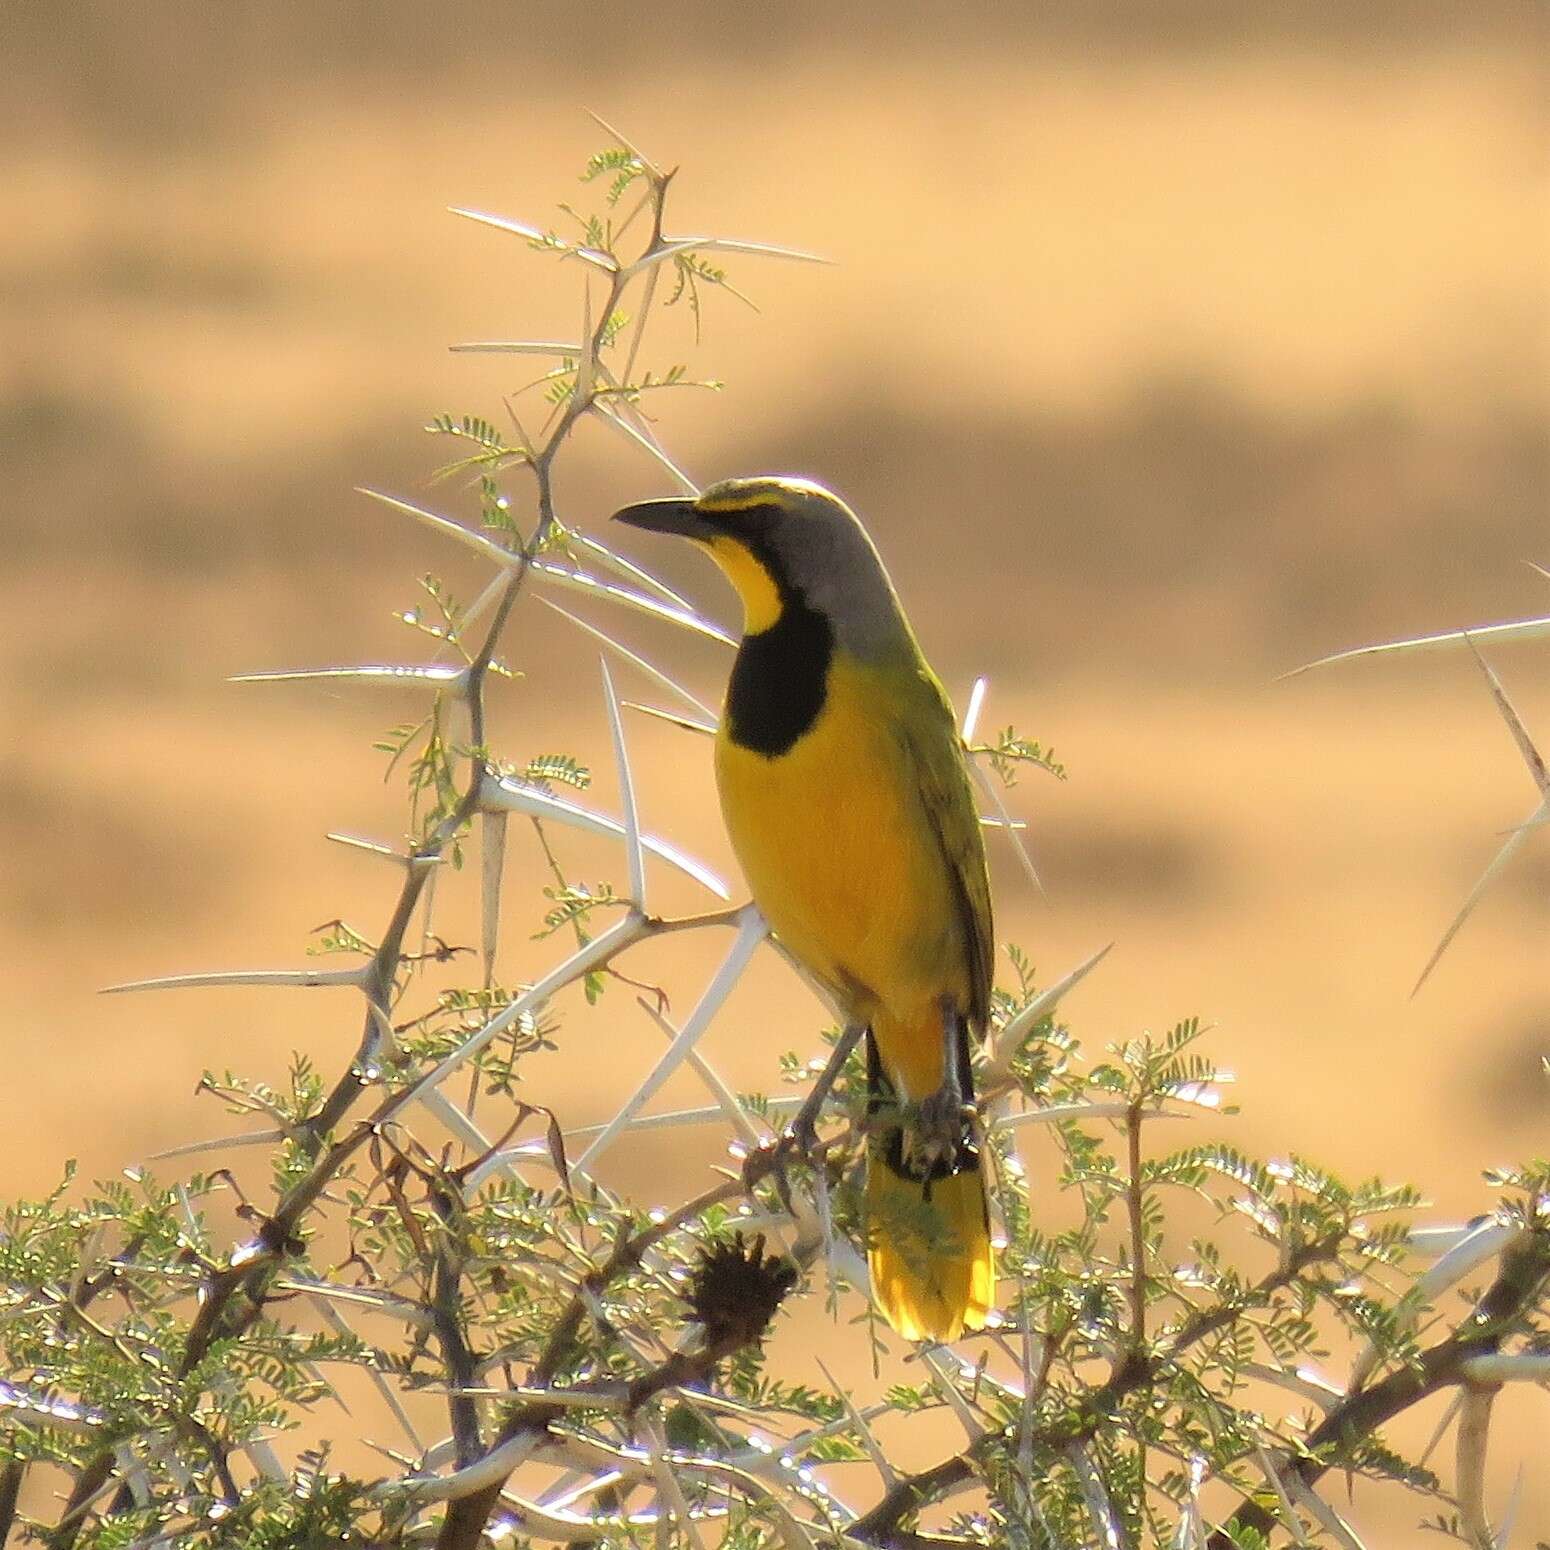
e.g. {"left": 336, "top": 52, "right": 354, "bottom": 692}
{"left": 611, "top": 496, "right": 714, "bottom": 540}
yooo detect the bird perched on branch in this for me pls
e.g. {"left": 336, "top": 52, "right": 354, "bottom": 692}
{"left": 614, "top": 476, "right": 994, "bottom": 1341}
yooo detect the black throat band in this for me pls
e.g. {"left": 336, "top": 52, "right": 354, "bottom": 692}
{"left": 724, "top": 559, "right": 834, "bottom": 758}
{"left": 726, "top": 599, "right": 833, "bottom": 757}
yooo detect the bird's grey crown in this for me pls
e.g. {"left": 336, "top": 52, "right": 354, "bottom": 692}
{"left": 698, "top": 476, "right": 915, "bottom": 662}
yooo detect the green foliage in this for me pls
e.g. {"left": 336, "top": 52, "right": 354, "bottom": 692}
{"left": 667, "top": 251, "right": 754, "bottom": 342}
{"left": 972, "top": 724, "right": 1068, "bottom": 784}
{"left": 581, "top": 145, "right": 648, "bottom": 208}
{"left": 534, "top": 880, "right": 623, "bottom": 939}
{"left": 516, "top": 752, "right": 591, "bottom": 791}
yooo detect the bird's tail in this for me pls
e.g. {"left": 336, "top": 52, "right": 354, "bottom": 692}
{"left": 864, "top": 1033, "right": 994, "bottom": 1342}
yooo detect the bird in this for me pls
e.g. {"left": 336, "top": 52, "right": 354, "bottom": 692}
{"left": 613, "top": 475, "right": 994, "bottom": 1341}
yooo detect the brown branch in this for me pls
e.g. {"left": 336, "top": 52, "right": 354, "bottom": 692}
{"left": 429, "top": 1181, "right": 483, "bottom": 1470}
{"left": 179, "top": 1415, "right": 240, "bottom": 1511}
{"left": 430, "top": 1211, "right": 672, "bottom": 1550}
{"left": 1124, "top": 1098, "right": 1147, "bottom": 1527}
{"left": 1208, "top": 1226, "right": 1550, "bottom": 1547}
{"left": 1124, "top": 1102, "right": 1146, "bottom": 1347}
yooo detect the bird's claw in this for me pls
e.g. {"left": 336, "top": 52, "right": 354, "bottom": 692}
{"left": 787, "top": 1109, "right": 821, "bottom": 1156}
{"left": 916, "top": 1087, "right": 971, "bottom": 1144}
{"left": 905, "top": 1085, "right": 973, "bottom": 1176}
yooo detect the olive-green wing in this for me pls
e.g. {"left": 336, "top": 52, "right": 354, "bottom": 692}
{"left": 898, "top": 669, "right": 995, "bottom": 1032}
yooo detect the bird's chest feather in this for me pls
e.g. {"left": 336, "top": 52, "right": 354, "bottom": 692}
{"left": 715, "top": 654, "right": 963, "bottom": 1016}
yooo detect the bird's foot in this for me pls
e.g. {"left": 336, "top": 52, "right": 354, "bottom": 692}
{"left": 905, "top": 1083, "right": 974, "bottom": 1176}
{"left": 917, "top": 1083, "right": 971, "bottom": 1139}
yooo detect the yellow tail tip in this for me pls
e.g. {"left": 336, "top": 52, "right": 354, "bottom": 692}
{"left": 866, "top": 1161, "right": 995, "bottom": 1342}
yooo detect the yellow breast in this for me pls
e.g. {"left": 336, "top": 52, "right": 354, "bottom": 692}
{"left": 714, "top": 653, "right": 972, "bottom": 1034}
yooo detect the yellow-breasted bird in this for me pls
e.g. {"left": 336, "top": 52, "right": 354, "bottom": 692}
{"left": 613, "top": 475, "right": 994, "bottom": 1341}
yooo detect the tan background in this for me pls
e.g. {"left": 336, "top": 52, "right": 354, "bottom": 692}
{"left": 3, "top": 1, "right": 1548, "bottom": 1537}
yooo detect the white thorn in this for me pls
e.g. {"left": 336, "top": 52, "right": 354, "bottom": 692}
{"left": 406, "top": 914, "right": 646, "bottom": 1105}
{"left": 312, "top": 1295, "right": 425, "bottom": 1449}
{"left": 1413, "top": 803, "right": 1546, "bottom": 994}
{"left": 481, "top": 810, "right": 507, "bottom": 986}
{"left": 449, "top": 205, "right": 618, "bottom": 271}
{"left": 1281, "top": 1462, "right": 1368, "bottom": 1545}
{"left": 566, "top": 529, "right": 692, "bottom": 610}
{"left": 448, "top": 205, "right": 548, "bottom": 242}
{"left": 1420, "top": 1389, "right": 1466, "bottom": 1467}
{"left": 1066, "top": 1443, "right": 1124, "bottom": 1550}
{"left": 481, "top": 771, "right": 729, "bottom": 899}
{"left": 623, "top": 700, "right": 719, "bottom": 737}
{"left": 592, "top": 401, "right": 701, "bottom": 495}
{"left": 1459, "top": 1352, "right": 1550, "bottom": 1383}
{"left": 416, "top": 1086, "right": 495, "bottom": 1159}
{"left": 102, "top": 966, "right": 368, "bottom": 994}
{"left": 967, "top": 755, "right": 1042, "bottom": 894}
{"left": 456, "top": 571, "right": 514, "bottom": 640}
{"left": 920, "top": 1347, "right": 981, "bottom": 1440}
{"left": 562, "top": 1097, "right": 798, "bottom": 1141}
{"left": 1248, "top": 1440, "right": 1306, "bottom": 1544}
{"left": 816, "top": 1358, "right": 896, "bottom": 1490}
{"left": 326, "top": 832, "right": 420, "bottom": 864}
{"left": 634, "top": 997, "right": 767, "bottom": 1152}
{"left": 357, "top": 487, "right": 517, "bottom": 568}
{"left": 985, "top": 943, "right": 1113, "bottom": 1081}
{"left": 600, "top": 657, "right": 647, "bottom": 908}
{"left": 1350, "top": 1218, "right": 1520, "bottom": 1388}
{"left": 961, "top": 675, "right": 988, "bottom": 743}
{"left": 351, "top": 992, "right": 395, "bottom": 1068}
{"left": 993, "top": 1100, "right": 1187, "bottom": 1131}
{"left": 620, "top": 259, "right": 661, "bottom": 389}
{"left": 1463, "top": 632, "right": 1550, "bottom": 798}
{"left": 448, "top": 339, "right": 583, "bottom": 356}
{"left": 534, "top": 558, "right": 733, "bottom": 644}
{"left": 622, "top": 234, "right": 832, "bottom": 280}
{"left": 535, "top": 596, "right": 715, "bottom": 720}
{"left": 147, "top": 1128, "right": 288, "bottom": 1161}
{"left": 1281, "top": 615, "right": 1550, "bottom": 678}
{"left": 576, "top": 271, "right": 595, "bottom": 405}
{"left": 230, "top": 665, "right": 466, "bottom": 687}
{"left": 573, "top": 907, "right": 766, "bottom": 1175}
{"left": 584, "top": 108, "right": 663, "bottom": 179}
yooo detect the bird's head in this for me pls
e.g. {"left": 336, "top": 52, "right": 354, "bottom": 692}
{"left": 612, "top": 476, "right": 904, "bottom": 650}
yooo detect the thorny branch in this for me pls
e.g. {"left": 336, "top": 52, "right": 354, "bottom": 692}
{"left": 176, "top": 156, "right": 696, "bottom": 1373}
{"left": 38, "top": 145, "right": 720, "bottom": 1546}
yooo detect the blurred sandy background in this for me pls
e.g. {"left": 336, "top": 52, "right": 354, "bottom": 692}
{"left": 3, "top": 0, "right": 1548, "bottom": 1535}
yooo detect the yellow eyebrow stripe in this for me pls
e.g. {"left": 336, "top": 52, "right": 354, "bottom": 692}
{"left": 694, "top": 493, "right": 784, "bottom": 515}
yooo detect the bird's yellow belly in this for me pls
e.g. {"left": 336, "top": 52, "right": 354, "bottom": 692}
{"left": 715, "top": 659, "right": 969, "bottom": 1093}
